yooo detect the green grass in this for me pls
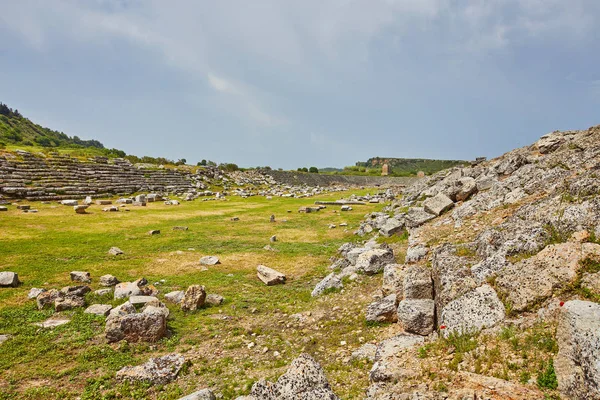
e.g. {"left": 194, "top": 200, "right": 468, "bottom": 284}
{"left": 0, "top": 190, "right": 384, "bottom": 399}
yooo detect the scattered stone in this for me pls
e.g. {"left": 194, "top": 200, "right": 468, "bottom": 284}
{"left": 74, "top": 205, "right": 89, "bottom": 214}
{"left": 70, "top": 271, "right": 91, "bottom": 283}
{"left": 355, "top": 248, "right": 395, "bottom": 275}
{"left": 0, "top": 334, "right": 11, "bottom": 344}
{"left": 16, "top": 205, "right": 30, "bottom": 210}
{"left": 94, "top": 288, "right": 112, "bottom": 296}
{"left": 403, "top": 265, "right": 433, "bottom": 300}
{"left": 250, "top": 353, "right": 339, "bottom": 399}
{"left": 165, "top": 290, "right": 185, "bottom": 304}
{"left": 341, "top": 205, "right": 352, "bottom": 211}
{"left": 36, "top": 289, "right": 62, "bottom": 309}
{"left": 28, "top": 287, "right": 46, "bottom": 299}
{"left": 231, "top": 217, "right": 240, "bottom": 221}
{"left": 173, "top": 226, "right": 189, "bottom": 231}
{"left": 148, "top": 230, "right": 161, "bottom": 235}
{"left": 270, "top": 214, "right": 275, "bottom": 223}
{"left": 199, "top": 256, "right": 220, "bottom": 266}
{"left": 382, "top": 264, "right": 404, "bottom": 298}
{"left": 206, "top": 294, "right": 224, "bottom": 306}
{"left": 0, "top": 271, "right": 20, "bottom": 287}
{"left": 108, "top": 247, "right": 124, "bottom": 256}
{"left": 116, "top": 353, "right": 185, "bottom": 385}
{"left": 34, "top": 316, "right": 71, "bottom": 328}
{"left": 351, "top": 343, "right": 378, "bottom": 362}
{"left": 105, "top": 312, "right": 167, "bottom": 343}
{"left": 61, "top": 200, "right": 78, "bottom": 206}
{"left": 55, "top": 296, "right": 85, "bottom": 311}
{"left": 405, "top": 245, "right": 429, "bottom": 264}
{"left": 84, "top": 304, "right": 113, "bottom": 316}
{"left": 311, "top": 273, "right": 343, "bottom": 297}
{"left": 181, "top": 285, "right": 206, "bottom": 311}
{"left": 100, "top": 274, "right": 119, "bottom": 287}
{"left": 257, "top": 265, "right": 286, "bottom": 286}
{"left": 0, "top": 206, "right": 7, "bottom": 211}
{"left": 129, "top": 295, "right": 159, "bottom": 305}
{"left": 423, "top": 193, "right": 454, "bottom": 216}
{"left": 555, "top": 300, "right": 600, "bottom": 400}
{"left": 263, "top": 245, "right": 276, "bottom": 251}
{"left": 397, "top": 299, "right": 435, "bottom": 336}
{"left": 379, "top": 217, "right": 404, "bottom": 237}
{"left": 114, "top": 281, "right": 143, "bottom": 299}
{"left": 405, "top": 207, "right": 436, "bottom": 228}
{"left": 366, "top": 294, "right": 398, "bottom": 323}
{"left": 96, "top": 200, "right": 112, "bottom": 205}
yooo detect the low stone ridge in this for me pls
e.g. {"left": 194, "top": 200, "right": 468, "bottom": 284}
{"left": 248, "top": 353, "right": 339, "bottom": 400}
{"left": 116, "top": 353, "right": 185, "bottom": 385}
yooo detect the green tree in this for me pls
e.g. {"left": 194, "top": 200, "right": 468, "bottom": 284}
{"left": 309, "top": 166, "right": 319, "bottom": 173}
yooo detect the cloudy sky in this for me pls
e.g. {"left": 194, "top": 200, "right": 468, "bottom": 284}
{"left": 1, "top": 1, "right": 599, "bottom": 168}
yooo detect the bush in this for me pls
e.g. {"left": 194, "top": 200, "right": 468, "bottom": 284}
{"left": 537, "top": 359, "right": 558, "bottom": 390}
{"left": 309, "top": 167, "right": 319, "bottom": 173}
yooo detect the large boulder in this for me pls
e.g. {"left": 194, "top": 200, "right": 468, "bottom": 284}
{"left": 355, "top": 248, "right": 395, "bottom": 275}
{"left": 369, "top": 333, "right": 425, "bottom": 383}
{"left": 114, "top": 281, "right": 143, "bottom": 299}
{"left": 105, "top": 312, "right": 167, "bottom": 343}
{"left": 396, "top": 299, "right": 435, "bottom": 336}
{"left": 117, "top": 353, "right": 185, "bottom": 385}
{"left": 366, "top": 294, "right": 398, "bottom": 323}
{"left": 405, "top": 207, "right": 436, "bottom": 228}
{"left": 382, "top": 264, "right": 404, "bottom": 298}
{"left": 423, "top": 193, "right": 454, "bottom": 216}
{"left": 378, "top": 218, "right": 405, "bottom": 237}
{"left": 439, "top": 285, "right": 505, "bottom": 337}
{"left": 496, "top": 243, "right": 591, "bottom": 312}
{"left": 181, "top": 285, "right": 206, "bottom": 312}
{"left": 555, "top": 300, "right": 600, "bottom": 400}
{"left": 250, "top": 353, "right": 339, "bottom": 399}
{"left": 257, "top": 265, "right": 286, "bottom": 286}
{"left": 403, "top": 265, "right": 433, "bottom": 300}
{"left": 0, "top": 271, "right": 20, "bottom": 287}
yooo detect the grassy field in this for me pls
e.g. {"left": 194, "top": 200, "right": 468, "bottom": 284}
{"left": 0, "top": 190, "right": 395, "bottom": 400}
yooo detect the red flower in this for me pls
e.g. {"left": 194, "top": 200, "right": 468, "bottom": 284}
{"left": 560, "top": 301, "right": 565, "bottom": 307}
{"left": 440, "top": 325, "right": 446, "bottom": 330}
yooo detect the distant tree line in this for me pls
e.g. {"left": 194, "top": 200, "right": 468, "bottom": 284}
{"left": 297, "top": 167, "right": 319, "bottom": 173}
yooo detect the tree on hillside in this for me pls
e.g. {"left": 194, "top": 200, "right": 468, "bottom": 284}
{"left": 309, "top": 166, "right": 319, "bottom": 173}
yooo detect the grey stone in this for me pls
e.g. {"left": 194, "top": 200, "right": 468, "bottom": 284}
{"left": 351, "top": 343, "right": 378, "bottom": 362}
{"left": 84, "top": 304, "right": 113, "bottom": 316}
{"left": 60, "top": 285, "right": 91, "bottom": 297}
{"left": 181, "top": 285, "right": 206, "bottom": 312}
{"left": 397, "top": 299, "right": 435, "bottom": 336}
{"left": 250, "top": 353, "right": 339, "bottom": 400}
{"left": 34, "top": 317, "right": 71, "bottom": 328}
{"left": 100, "top": 274, "right": 119, "bottom": 287}
{"left": 116, "top": 353, "right": 185, "bottom": 385}
{"left": 164, "top": 290, "right": 185, "bottom": 304}
{"left": 173, "top": 226, "right": 188, "bottom": 231}
{"left": 369, "top": 333, "right": 425, "bottom": 383}
{"left": 453, "top": 177, "right": 478, "bottom": 202}
{"left": 257, "top": 265, "right": 286, "bottom": 286}
{"left": 199, "top": 256, "right": 220, "bottom": 266}
{"left": 0, "top": 271, "right": 20, "bottom": 287}
{"left": 55, "top": 295, "right": 85, "bottom": 311}
{"left": 70, "top": 271, "right": 91, "bottom": 283}
{"left": 355, "top": 248, "right": 395, "bottom": 275}
{"left": 108, "top": 247, "right": 124, "bottom": 256}
{"left": 405, "top": 245, "right": 429, "bottom": 264}
{"left": 178, "top": 389, "right": 216, "bottom": 400}
{"left": 379, "top": 218, "right": 405, "bottom": 237}
{"left": 423, "top": 193, "right": 454, "bottom": 216}
{"left": 36, "top": 289, "right": 62, "bottom": 309}
{"left": 129, "top": 295, "right": 159, "bottom": 305}
{"left": 27, "top": 287, "right": 46, "bottom": 299}
{"left": 141, "top": 299, "right": 170, "bottom": 318}
{"left": 555, "top": 300, "right": 600, "bottom": 400}
{"left": 94, "top": 288, "right": 112, "bottom": 296}
{"left": 105, "top": 312, "right": 167, "bottom": 343}
{"left": 206, "top": 294, "right": 224, "bottom": 306}
{"left": 148, "top": 230, "right": 160, "bottom": 235}
{"left": 366, "top": 294, "right": 398, "bottom": 323}
{"left": 61, "top": 199, "right": 78, "bottom": 206}
{"left": 382, "top": 264, "right": 404, "bottom": 298}
{"left": 311, "top": 273, "right": 343, "bottom": 297}
{"left": 74, "top": 205, "right": 89, "bottom": 214}
{"left": 0, "top": 334, "right": 11, "bottom": 344}
{"left": 108, "top": 302, "right": 136, "bottom": 318}
{"left": 114, "top": 281, "right": 142, "bottom": 299}
{"left": 403, "top": 265, "right": 433, "bottom": 300}
{"left": 440, "top": 285, "right": 505, "bottom": 337}
{"left": 405, "top": 207, "right": 436, "bottom": 228}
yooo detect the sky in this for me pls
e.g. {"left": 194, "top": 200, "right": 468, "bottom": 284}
{"left": 1, "top": 0, "right": 600, "bottom": 169}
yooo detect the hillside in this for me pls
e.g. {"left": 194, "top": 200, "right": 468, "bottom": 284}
{"left": 356, "top": 157, "right": 467, "bottom": 176}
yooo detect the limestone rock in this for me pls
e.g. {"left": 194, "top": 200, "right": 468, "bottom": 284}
{"left": 351, "top": 343, "right": 378, "bottom": 362}
{"left": 199, "top": 256, "right": 220, "bottom": 266}
{"left": 108, "top": 302, "right": 136, "bottom": 318}
{"left": 108, "top": 247, "right": 124, "bottom": 256}
{"left": 105, "top": 312, "right": 167, "bottom": 343}
{"left": 116, "top": 353, "right": 185, "bottom": 385}
{"left": 0, "top": 271, "right": 20, "bottom": 287}
{"left": 100, "top": 274, "right": 119, "bottom": 287}
{"left": 405, "top": 245, "right": 429, "bottom": 264}
{"left": 70, "top": 271, "right": 91, "bottom": 283}
{"left": 403, "top": 265, "right": 433, "bottom": 300}
{"left": 34, "top": 316, "right": 71, "bottom": 328}
{"left": 74, "top": 205, "right": 89, "bottom": 214}
{"left": 94, "top": 288, "right": 112, "bottom": 296}
{"left": 311, "top": 273, "right": 343, "bottom": 297}
{"left": 114, "top": 281, "right": 142, "bottom": 299}
{"left": 405, "top": 207, "right": 436, "bottom": 228}
{"left": 453, "top": 177, "right": 478, "bottom": 202}
{"left": 257, "top": 265, "right": 286, "bottom": 286}
{"left": 423, "top": 193, "right": 454, "bottom": 216}
{"left": 164, "top": 290, "right": 185, "bottom": 304}
{"left": 366, "top": 294, "right": 398, "bottom": 323}
{"left": 555, "top": 300, "right": 600, "bottom": 400}
{"left": 181, "top": 285, "right": 206, "bottom": 312}
{"left": 397, "top": 299, "right": 435, "bottom": 336}
{"left": 379, "top": 218, "right": 405, "bottom": 237}
{"left": 369, "top": 333, "right": 425, "bottom": 383}
{"left": 440, "top": 285, "right": 505, "bottom": 336}
{"left": 129, "top": 295, "right": 159, "bottom": 305}
{"left": 381, "top": 264, "right": 404, "bottom": 298}
{"left": 206, "top": 294, "right": 224, "bottom": 306}
{"left": 62, "top": 199, "right": 78, "bottom": 206}
{"left": 28, "top": 287, "right": 46, "bottom": 299}
{"left": 355, "top": 248, "right": 395, "bottom": 275}
{"left": 55, "top": 295, "right": 85, "bottom": 311}
{"left": 36, "top": 289, "right": 62, "bottom": 309}
{"left": 250, "top": 353, "right": 339, "bottom": 399}
{"left": 496, "top": 243, "right": 585, "bottom": 312}
{"left": 85, "top": 304, "right": 113, "bottom": 316}
{"left": 142, "top": 299, "right": 170, "bottom": 318}
{"left": 178, "top": 389, "right": 216, "bottom": 400}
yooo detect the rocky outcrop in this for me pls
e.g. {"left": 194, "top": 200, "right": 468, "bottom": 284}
{"left": 116, "top": 353, "right": 185, "bottom": 385}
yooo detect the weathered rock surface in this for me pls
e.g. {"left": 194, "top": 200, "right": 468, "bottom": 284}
{"left": 178, "top": 389, "right": 216, "bottom": 400}
{"left": 440, "top": 285, "right": 505, "bottom": 336}
{"left": 199, "top": 256, "right": 220, "bottom": 266}
{"left": 311, "top": 273, "right": 343, "bottom": 297}
{"left": 114, "top": 281, "right": 142, "bottom": 299}
{"left": 403, "top": 265, "right": 433, "bottom": 300}
{"left": 355, "top": 248, "right": 395, "bottom": 275}
{"left": 257, "top": 265, "right": 286, "bottom": 286}
{"left": 28, "top": 287, "right": 46, "bottom": 299}
{"left": 351, "top": 343, "right": 378, "bottom": 362}
{"left": 116, "top": 353, "right": 185, "bottom": 385}
{"left": 249, "top": 353, "right": 339, "bottom": 400}
{"left": 366, "top": 294, "right": 398, "bottom": 323}
{"left": 206, "top": 294, "right": 224, "bottom": 306}
{"left": 99, "top": 274, "right": 119, "bottom": 287}
{"left": 381, "top": 264, "right": 404, "bottom": 298}
{"left": 108, "top": 247, "right": 124, "bottom": 256}
{"left": 181, "top": 285, "right": 206, "bottom": 312}
{"left": 423, "top": 193, "right": 454, "bottom": 216}
{"left": 555, "top": 300, "right": 600, "bottom": 400}
{"left": 405, "top": 207, "right": 436, "bottom": 228}
{"left": 85, "top": 304, "right": 113, "bottom": 316}
{"left": 164, "top": 290, "right": 185, "bottom": 304}
{"left": 105, "top": 312, "right": 167, "bottom": 343}
{"left": 396, "top": 299, "right": 435, "bottom": 336}
{"left": 0, "top": 271, "right": 20, "bottom": 287}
